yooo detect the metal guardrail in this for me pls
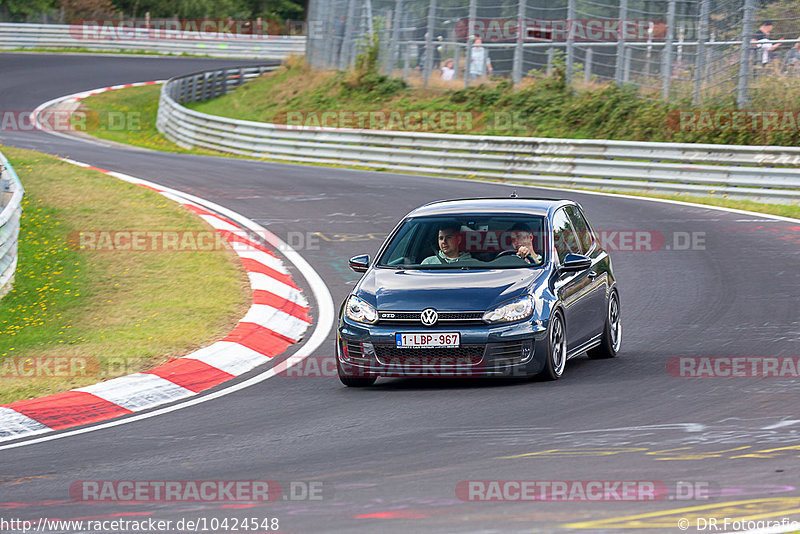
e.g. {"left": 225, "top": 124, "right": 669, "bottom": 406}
{"left": 0, "top": 23, "right": 305, "bottom": 59}
{"left": 0, "top": 150, "right": 24, "bottom": 300}
{"left": 157, "top": 66, "right": 800, "bottom": 202}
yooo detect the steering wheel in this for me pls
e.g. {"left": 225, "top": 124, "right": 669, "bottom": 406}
{"left": 496, "top": 250, "right": 519, "bottom": 258}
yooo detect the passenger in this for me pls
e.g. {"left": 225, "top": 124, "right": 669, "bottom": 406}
{"left": 421, "top": 223, "right": 472, "bottom": 264}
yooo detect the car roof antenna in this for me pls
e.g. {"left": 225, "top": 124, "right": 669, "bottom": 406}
{"left": 510, "top": 189, "right": 518, "bottom": 198}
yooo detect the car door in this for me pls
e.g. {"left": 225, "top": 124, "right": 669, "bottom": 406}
{"left": 551, "top": 208, "right": 595, "bottom": 350}
{"left": 566, "top": 205, "right": 609, "bottom": 340}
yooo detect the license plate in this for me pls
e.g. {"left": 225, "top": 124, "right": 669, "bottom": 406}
{"left": 396, "top": 333, "right": 460, "bottom": 348}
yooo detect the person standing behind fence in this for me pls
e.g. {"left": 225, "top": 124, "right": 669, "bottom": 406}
{"left": 784, "top": 38, "right": 800, "bottom": 75}
{"left": 753, "top": 21, "right": 783, "bottom": 69}
{"left": 441, "top": 58, "right": 455, "bottom": 80}
{"left": 469, "top": 37, "right": 493, "bottom": 82}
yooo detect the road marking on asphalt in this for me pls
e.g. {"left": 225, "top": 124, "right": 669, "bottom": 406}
{"left": 562, "top": 497, "right": 800, "bottom": 529}
{"left": 497, "top": 447, "right": 650, "bottom": 459}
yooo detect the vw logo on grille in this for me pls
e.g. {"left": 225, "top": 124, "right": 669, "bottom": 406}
{"left": 420, "top": 308, "right": 438, "bottom": 326}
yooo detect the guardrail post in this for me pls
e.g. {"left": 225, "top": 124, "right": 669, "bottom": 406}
{"left": 737, "top": 0, "right": 757, "bottom": 109}
{"left": 192, "top": 74, "right": 200, "bottom": 102}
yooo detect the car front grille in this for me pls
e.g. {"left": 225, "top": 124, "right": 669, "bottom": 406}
{"left": 377, "top": 311, "right": 484, "bottom": 325}
{"left": 374, "top": 344, "right": 485, "bottom": 366}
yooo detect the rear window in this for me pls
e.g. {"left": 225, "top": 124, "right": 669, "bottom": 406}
{"left": 377, "top": 215, "right": 548, "bottom": 269}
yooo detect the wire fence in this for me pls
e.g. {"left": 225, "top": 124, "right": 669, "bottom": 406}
{"left": 305, "top": 0, "right": 800, "bottom": 106}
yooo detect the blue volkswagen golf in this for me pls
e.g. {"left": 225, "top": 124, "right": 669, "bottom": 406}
{"left": 336, "top": 198, "right": 621, "bottom": 386}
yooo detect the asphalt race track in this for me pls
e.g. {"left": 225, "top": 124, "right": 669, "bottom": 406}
{"left": 1, "top": 53, "right": 799, "bottom": 534}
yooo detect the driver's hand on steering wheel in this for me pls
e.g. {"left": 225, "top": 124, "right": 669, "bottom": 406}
{"left": 517, "top": 246, "right": 542, "bottom": 263}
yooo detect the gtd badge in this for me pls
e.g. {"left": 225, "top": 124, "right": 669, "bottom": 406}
{"left": 420, "top": 308, "right": 438, "bottom": 326}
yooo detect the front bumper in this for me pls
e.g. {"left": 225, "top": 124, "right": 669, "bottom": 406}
{"left": 337, "top": 318, "right": 549, "bottom": 378}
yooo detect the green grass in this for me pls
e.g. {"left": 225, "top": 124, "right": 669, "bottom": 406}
{"left": 0, "top": 146, "right": 251, "bottom": 403}
{"left": 74, "top": 85, "right": 209, "bottom": 154}
{"left": 76, "top": 62, "right": 800, "bottom": 221}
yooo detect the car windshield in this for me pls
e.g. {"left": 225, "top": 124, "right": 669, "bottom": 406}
{"left": 377, "top": 214, "right": 548, "bottom": 269}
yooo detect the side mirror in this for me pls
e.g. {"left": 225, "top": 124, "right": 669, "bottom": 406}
{"left": 560, "top": 253, "right": 591, "bottom": 273}
{"left": 349, "top": 254, "right": 370, "bottom": 273}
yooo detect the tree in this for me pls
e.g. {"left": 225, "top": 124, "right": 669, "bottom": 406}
{"left": 61, "top": 0, "right": 118, "bottom": 22}
{"left": 0, "top": 0, "right": 56, "bottom": 22}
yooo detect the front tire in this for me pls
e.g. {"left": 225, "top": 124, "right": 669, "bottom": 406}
{"left": 539, "top": 311, "right": 567, "bottom": 380}
{"left": 587, "top": 289, "right": 621, "bottom": 359}
{"left": 337, "top": 360, "right": 377, "bottom": 387}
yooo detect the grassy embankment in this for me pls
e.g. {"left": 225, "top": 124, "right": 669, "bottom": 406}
{"left": 0, "top": 146, "right": 250, "bottom": 403}
{"left": 78, "top": 56, "right": 800, "bottom": 219}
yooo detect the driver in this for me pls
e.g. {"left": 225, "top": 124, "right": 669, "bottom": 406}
{"left": 504, "top": 223, "right": 542, "bottom": 264}
{"left": 421, "top": 223, "right": 472, "bottom": 264}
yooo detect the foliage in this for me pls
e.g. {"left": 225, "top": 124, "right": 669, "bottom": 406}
{"left": 343, "top": 31, "right": 407, "bottom": 99}
{"left": 0, "top": 0, "right": 56, "bottom": 21}
{"left": 60, "top": 0, "right": 117, "bottom": 20}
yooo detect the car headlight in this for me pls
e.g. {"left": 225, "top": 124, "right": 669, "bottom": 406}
{"left": 345, "top": 295, "right": 378, "bottom": 324}
{"left": 483, "top": 295, "right": 534, "bottom": 324}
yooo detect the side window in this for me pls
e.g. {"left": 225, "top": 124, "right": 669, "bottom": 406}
{"left": 565, "top": 205, "right": 595, "bottom": 254}
{"left": 552, "top": 209, "right": 581, "bottom": 263}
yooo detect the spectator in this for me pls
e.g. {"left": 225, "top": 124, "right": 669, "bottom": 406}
{"left": 441, "top": 58, "right": 455, "bottom": 80}
{"left": 418, "top": 33, "right": 442, "bottom": 72}
{"left": 784, "top": 38, "right": 800, "bottom": 74}
{"left": 334, "top": 17, "right": 346, "bottom": 62}
{"left": 753, "top": 20, "right": 783, "bottom": 68}
{"left": 469, "top": 37, "right": 493, "bottom": 82}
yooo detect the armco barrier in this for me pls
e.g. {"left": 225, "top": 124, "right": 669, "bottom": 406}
{"left": 0, "top": 150, "right": 24, "bottom": 299}
{"left": 155, "top": 66, "right": 800, "bottom": 202}
{"left": 0, "top": 23, "right": 305, "bottom": 59}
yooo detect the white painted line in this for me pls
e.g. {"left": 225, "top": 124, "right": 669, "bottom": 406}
{"left": 248, "top": 272, "right": 307, "bottom": 306}
{"left": 0, "top": 408, "right": 50, "bottom": 439}
{"left": 762, "top": 420, "right": 800, "bottom": 430}
{"left": 239, "top": 304, "right": 310, "bottom": 342}
{"left": 75, "top": 373, "right": 195, "bottom": 412}
{"left": 198, "top": 213, "right": 243, "bottom": 233}
{"left": 183, "top": 341, "right": 270, "bottom": 376}
{"left": 235, "top": 248, "right": 288, "bottom": 274}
